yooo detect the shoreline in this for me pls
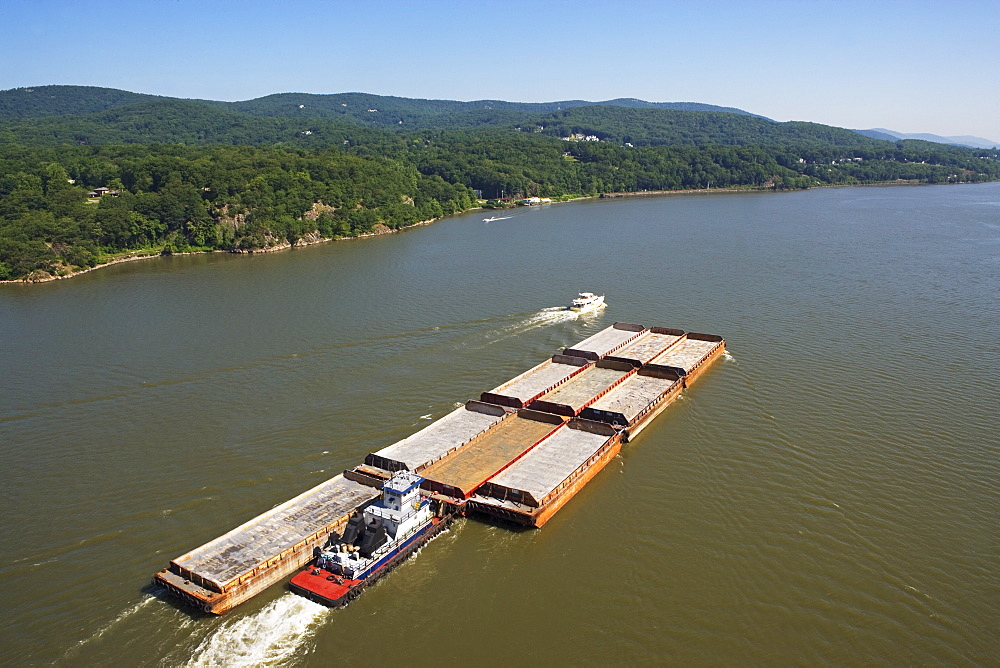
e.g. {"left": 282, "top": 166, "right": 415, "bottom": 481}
{"left": 0, "top": 180, "right": 983, "bottom": 285}
{"left": 0, "top": 216, "right": 444, "bottom": 285}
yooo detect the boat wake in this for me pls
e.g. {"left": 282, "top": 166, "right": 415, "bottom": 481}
{"left": 186, "top": 594, "right": 330, "bottom": 667}
{"left": 481, "top": 308, "right": 578, "bottom": 344}
{"left": 525, "top": 306, "right": 581, "bottom": 327}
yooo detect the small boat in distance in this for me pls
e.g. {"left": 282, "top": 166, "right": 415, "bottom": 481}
{"left": 483, "top": 215, "right": 512, "bottom": 222}
{"left": 569, "top": 292, "right": 606, "bottom": 313}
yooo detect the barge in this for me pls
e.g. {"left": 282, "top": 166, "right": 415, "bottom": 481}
{"left": 154, "top": 474, "right": 379, "bottom": 614}
{"left": 155, "top": 322, "right": 725, "bottom": 613}
{"left": 480, "top": 354, "right": 590, "bottom": 409}
{"left": 364, "top": 400, "right": 510, "bottom": 474}
{"left": 468, "top": 418, "right": 623, "bottom": 527}
{"left": 563, "top": 321, "right": 645, "bottom": 360}
{"left": 526, "top": 359, "right": 637, "bottom": 417}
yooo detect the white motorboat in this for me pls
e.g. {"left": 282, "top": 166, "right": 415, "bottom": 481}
{"left": 568, "top": 292, "right": 606, "bottom": 313}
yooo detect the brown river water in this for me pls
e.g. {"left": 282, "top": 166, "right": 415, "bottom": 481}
{"left": 1, "top": 184, "right": 997, "bottom": 665}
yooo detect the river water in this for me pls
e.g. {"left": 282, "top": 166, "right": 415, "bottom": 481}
{"left": 1, "top": 184, "right": 997, "bottom": 665}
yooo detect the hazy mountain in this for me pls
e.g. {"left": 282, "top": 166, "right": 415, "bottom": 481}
{"left": 853, "top": 129, "right": 898, "bottom": 142}
{"left": 857, "top": 127, "right": 998, "bottom": 149}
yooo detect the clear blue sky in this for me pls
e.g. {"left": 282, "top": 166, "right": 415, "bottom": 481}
{"left": 3, "top": 0, "right": 998, "bottom": 142}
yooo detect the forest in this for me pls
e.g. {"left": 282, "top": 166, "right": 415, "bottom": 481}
{"left": 1, "top": 86, "right": 997, "bottom": 280}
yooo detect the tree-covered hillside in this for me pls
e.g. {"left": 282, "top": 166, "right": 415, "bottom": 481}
{"left": 1, "top": 86, "right": 997, "bottom": 281}
{"left": 0, "top": 144, "right": 476, "bottom": 279}
{"left": 0, "top": 99, "right": 365, "bottom": 146}
{"left": 0, "top": 86, "right": 169, "bottom": 119}
{"left": 1, "top": 86, "right": 763, "bottom": 127}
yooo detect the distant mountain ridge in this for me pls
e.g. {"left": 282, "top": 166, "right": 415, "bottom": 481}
{"left": 0, "top": 85, "right": 881, "bottom": 150}
{"left": 4, "top": 86, "right": 993, "bottom": 151}
{"left": 0, "top": 85, "right": 765, "bottom": 122}
{"left": 855, "top": 127, "right": 998, "bottom": 149}
{"left": 0, "top": 86, "right": 169, "bottom": 118}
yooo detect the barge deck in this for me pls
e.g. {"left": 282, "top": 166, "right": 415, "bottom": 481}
{"left": 480, "top": 354, "right": 590, "bottom": 409}
{"left": 364, "top": 400, "right": 509, "bottom": 473}
{"left": 418, "top": 410, "right": 564, "bottom": 498}
{"left": 603, "top": 327, "right": 685, "bottom": 367}
{"left": 528, "top": 359, "right": 636, "bottom": 417}
{"left": 647, "top": 332, "right": 725, "bottom": 383}
{"left": 470, "top": 419, "right": 622, "bottom": 527}
{"left": 580, "top": 366, "right": 685, "bottom": 440}
{"left": 155, "top": 474, "right": 379, "bottom": 614}
{"left": 563, "top": 322, "right": 645, "bottom": 360}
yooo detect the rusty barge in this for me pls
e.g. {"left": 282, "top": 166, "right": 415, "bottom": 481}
{"left": 155, "top": 322, "right": 725, "bottom": 614}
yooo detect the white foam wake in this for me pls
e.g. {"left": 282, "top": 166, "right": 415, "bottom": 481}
{"left": 476, "top": 308, "right": 578, "bottom": 346}
{"left": 187, "top": 594, "right": 329, "bottom": 667}
{"left": 502, "top": 308, "right": 578, "bottom": 335}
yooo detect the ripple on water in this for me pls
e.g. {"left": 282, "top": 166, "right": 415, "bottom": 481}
{"left": 3, "top": 185, "right": 1000, "bottom": 664}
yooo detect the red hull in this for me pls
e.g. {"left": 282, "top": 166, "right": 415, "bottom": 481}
{"left": 289, "top": 569, "right": 360, "bottom": 607}
{"left": 289, "top": 516, "right": 448, "bottom": 607}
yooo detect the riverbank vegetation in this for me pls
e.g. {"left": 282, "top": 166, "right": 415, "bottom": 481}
{"left": 2, "top": 87, "right": 997, "bottom": 280}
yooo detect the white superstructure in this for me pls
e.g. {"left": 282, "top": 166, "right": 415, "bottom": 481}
{"left": 569, "top": 292, "right": 606, "bottom": 313}
{"left": 314, "top": 471, "right": 434, "bottom": 580}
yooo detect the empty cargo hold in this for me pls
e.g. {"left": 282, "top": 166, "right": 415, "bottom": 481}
{"left": 365, "top": 401, "right": 509, "bottom": 473}
{"left": 419, "top": 410, "right": 564, "bottom": 498}
{"left": 563, "top": 322, "right": 646, "bottom": 360}
{"left": 528, "top": 359, "right": 636, "bottom": 417}
{"left": 480, "top": 354, "right": 590, "bottom": 409}
{"left": 602, "top": 327, "right": 685, "bottom": 367}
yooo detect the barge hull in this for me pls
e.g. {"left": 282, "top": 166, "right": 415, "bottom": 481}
{"left": 156, "top": 473, "right": 379, "bottom": 614}
{"left": 530, "top": 432, "right": 623, "bottom": 527}
{"left": 470, "top": 431, "right": 624, "bottom": 527}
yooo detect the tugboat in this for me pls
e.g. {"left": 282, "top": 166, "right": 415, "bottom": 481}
{"left": 568, "top": 292, "right": 606, "bottom": 313}
{"left": 289, "top": 471, "right": 449, "bottom": 607}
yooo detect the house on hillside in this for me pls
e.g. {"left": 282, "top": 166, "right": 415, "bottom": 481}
{"left": 87, "top": 187, "right": 119, "bottom": 198}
